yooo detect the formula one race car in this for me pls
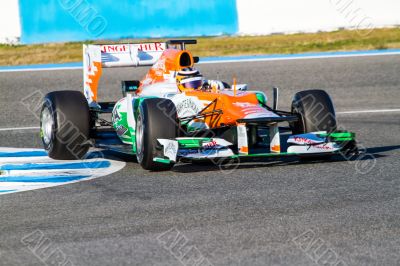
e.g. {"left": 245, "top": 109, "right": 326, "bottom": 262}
{"left": 40, "top": 40, "right": 357, "bottom": 170}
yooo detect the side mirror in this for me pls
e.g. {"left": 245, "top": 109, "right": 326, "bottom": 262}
{"left": 231, "top": 84, "right": 248, "bottom": 91}
{"left": 273, "top": 87, "right": 279, "bottom": 110}
{"left": 121, "top": 80, "right": 140, "bottom": 96}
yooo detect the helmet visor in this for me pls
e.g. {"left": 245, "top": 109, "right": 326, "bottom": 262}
{"left": 180, "top": 77, "right": 203, "bottom": 89}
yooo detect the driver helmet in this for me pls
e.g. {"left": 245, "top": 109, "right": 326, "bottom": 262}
{"left": 176, "top": 67, "right": 203, "bottom": 91}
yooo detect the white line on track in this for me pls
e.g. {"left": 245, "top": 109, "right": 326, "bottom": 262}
{"left": 0, "top": 126, "right": 39, "bottom": 132}
{"left": 0, "top": 66, "right": 82, "bottom": 73}
{"left": 200, "top": 51, "right": 400, "bottom": 65}
{"left": 337, "top": 109, "right": 400, "bottom": 114}
{"left": 0, "top": 109, "right": 399, "bottom": 132}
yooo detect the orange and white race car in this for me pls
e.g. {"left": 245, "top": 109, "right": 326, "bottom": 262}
{"left": 40, "top": 40, "right": 358, "bottom": 170}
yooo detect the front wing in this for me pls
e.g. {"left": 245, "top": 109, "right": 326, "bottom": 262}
{"left": 154, "top": 131, "right": 357, "bottom": 164}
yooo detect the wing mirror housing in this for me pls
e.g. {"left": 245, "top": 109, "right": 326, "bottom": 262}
{"left": 231, "top": 84, "right": 248, "bottom": 91}
{"left": 121, "top": 80, "right": 140, "bottom": 96}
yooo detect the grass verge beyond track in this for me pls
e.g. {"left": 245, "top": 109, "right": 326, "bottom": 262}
{"left": 1, "top": 27, "right": 399, "bottom": 66}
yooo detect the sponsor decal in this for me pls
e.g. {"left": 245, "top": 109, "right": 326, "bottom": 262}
{"left": 174, "top": 96, "right": 203, "bottom": 117}
{"left": 202, "top": 140, "right": 218, "bottom": 148}
{"left": 288, "top": 133, "right": 325, "bottom": 145}
{"left": 112, "top": 109, "right": 121, "bottom": 123}
{"left": 287, "top": 142, "right": 340, "bottom": 153}
{"left": 158, "top": 140, "right": 179, "bottom": 161}
{"left": 313, "top": 144, "right": 335, "bottom": 151}
{"left": 137, "top": 42, "right": 165, "bottom": 52}
{"left": 112, "top": 98, "right": 127, "bottom": 124}
{"left": 165, "top": 142, "right": 178, "bottom": 160}
{"left": 101, "top": 43, "right": 165, "bottom": 53}
{"left": 294, "top": 137, "right": 319, "bottom": 145}
{"left": 201, "top": 138, "right": 232, "bottom": 149}
{"left": 116, "top": 125, "right": 128, "bottom": 137}
{"left": 101, "top": 45, "right": 129, "bottom": 53}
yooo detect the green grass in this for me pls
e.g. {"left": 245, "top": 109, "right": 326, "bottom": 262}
{"left": 1, "top": 27, "right": 399, "bottom": 66}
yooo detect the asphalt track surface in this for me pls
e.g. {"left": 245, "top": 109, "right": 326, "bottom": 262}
{"left": 0, "top": 55, "right": 399, "bottom": 265}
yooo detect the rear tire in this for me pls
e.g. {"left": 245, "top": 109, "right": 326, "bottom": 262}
{"left": 135, "top": 98, "right": 178, "bottom": 171}
{"left": 40, "top": 91, "right": 90, "bottom": 160}
{"left": 290, "top": 89, "right": 337, "bottom": 134}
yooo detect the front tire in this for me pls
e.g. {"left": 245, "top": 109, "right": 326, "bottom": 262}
{"left": 135, "top": 98, "right": 178, "bottom": 171}
{"left": 290, "top": 89, "right": 337, "bottom": 134}
{"left": 40, "top": 91, "right": 90, "bottom": 160}
{"left": 290, "top": 89, "right": 337, "bottom": 161}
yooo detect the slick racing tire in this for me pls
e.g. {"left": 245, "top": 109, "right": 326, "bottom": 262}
{"left": 290, "top": 89, "right": 337, "bottom": 161}
{"left": 40, "top": 90, "right": 90, "bottom": 160}
{"left": 290, "top": 89, "right": 337, "bottom": 134}
{"left": 135, "top": 98, "right": 178, "bottom": 171}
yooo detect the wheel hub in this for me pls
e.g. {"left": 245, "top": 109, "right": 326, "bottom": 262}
{"left": 41, "top": 107, "right": 54, "bottom": 145}
{"left": 136, "top": 114, "right": 144, "bottom": 162}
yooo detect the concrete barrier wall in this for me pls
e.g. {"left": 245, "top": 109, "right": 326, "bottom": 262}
{"left": 0, "top": 0, "right": 399, "bottom": 44}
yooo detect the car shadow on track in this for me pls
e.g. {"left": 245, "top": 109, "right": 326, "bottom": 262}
{"left": 365, "top": 145, "right": 400, "bottom": 155}
{"left": 171, "top": 145, "right": 400, "bottom": 173}
{"left": 98, "top": 150, "right": 138, "bottom": 163}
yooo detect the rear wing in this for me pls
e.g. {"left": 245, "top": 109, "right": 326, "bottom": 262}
{"left": 83, "top": 40, "right": 197, "bottom": 106}
{"left": 83, "top": 42, "right": 166, "bottom": 105}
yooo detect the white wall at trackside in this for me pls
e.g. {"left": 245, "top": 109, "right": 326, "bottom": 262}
{"left": 1, "top": 0, "right": 400, "bottom": 44}
{"left": 0, "top": 0, "right": 21, "bottom": 44}
{"left": 236, "top": 0, "right": 400, "bottom": 35}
